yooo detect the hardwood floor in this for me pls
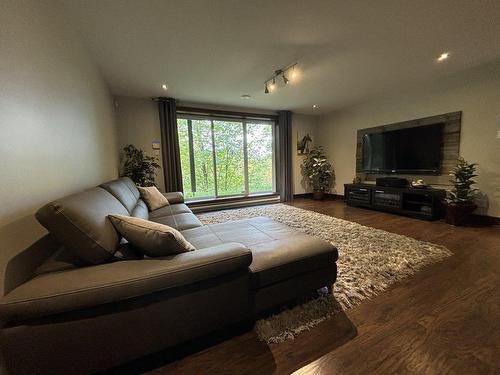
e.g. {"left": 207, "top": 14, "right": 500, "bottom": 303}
{"left": 142, "top": 199, "right": 500, "bottom": 375}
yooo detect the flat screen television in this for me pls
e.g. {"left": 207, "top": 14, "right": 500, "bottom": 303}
{"left": 362, "top": 123, "right": 443, "bottom": 174}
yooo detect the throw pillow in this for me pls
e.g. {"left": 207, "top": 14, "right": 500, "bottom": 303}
{"left": 108, "top": 215, "right": 195, "bottom": 257}
{"left": 137, "top": 186, "right": 169, "bottom": 211}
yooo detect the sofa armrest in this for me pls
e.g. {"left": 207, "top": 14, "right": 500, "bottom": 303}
{"left": 163, "top": 191, "right": 184, "bottom": 204}
{"left": 0, "top": 243, "right": 251, "bottom": 323}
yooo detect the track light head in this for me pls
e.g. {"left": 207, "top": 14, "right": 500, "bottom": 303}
{"left": 270, "top": 78, "right": 276, "bottom": 91}
{"left": 283, "top": 74, "right": 289, "bottom": 85}
{"left": 264, "top": 83, "right": 269, "bottom": 94}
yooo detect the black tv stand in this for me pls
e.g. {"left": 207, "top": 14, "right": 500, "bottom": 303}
{"left": 344, "top": 184, "right": 446, "bottom": 220}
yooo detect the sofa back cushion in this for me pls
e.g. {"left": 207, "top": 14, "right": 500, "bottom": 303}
{"left": 100, "top": 177, "right": 140, "bottom": 213}
{"left": 131, "top": 199, "right": 149, "bottom": 220}
{"left": 36, "top": 187, "right": 129, "bottom": 265}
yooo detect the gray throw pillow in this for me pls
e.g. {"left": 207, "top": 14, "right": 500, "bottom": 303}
{"left": 108, "top": 215, "right": 195, "bottom": 257}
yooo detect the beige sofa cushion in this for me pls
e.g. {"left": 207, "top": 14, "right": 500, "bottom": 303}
{"left": 109, "top": 215, "right": 195, "bottom": 257}
{"left": 137, "top": 186, "right": 169, "bottom": 211}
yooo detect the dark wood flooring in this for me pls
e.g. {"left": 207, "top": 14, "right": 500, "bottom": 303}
{"left": 143, "top": 199, "right": 500, "bottom": 375}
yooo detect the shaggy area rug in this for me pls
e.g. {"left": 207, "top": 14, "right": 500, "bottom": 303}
{"left": 197, "top": 204, "right": 453, "bottom": 344}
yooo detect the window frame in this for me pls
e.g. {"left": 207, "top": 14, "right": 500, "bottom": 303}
{"left": 177, "top": 113, "right": 276, "bottom": 202}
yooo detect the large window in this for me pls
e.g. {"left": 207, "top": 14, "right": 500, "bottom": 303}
{"left": 177, "top": 115, "right": 275, "bottom": 200}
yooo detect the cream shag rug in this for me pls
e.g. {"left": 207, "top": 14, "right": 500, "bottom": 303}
{"left": 197, "top": 204, "right": 452, "bottom": 344}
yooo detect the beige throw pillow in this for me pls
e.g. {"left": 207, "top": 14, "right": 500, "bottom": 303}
{"left": 108, "top": 215, "right": 195, "bottom": 257}
{"left": 137, "top": 186, "right": 169, "bottom": 211}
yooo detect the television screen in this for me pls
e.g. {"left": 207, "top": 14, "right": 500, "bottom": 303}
{"left": 362, "top": 124, "right": 443, "bottom": 174}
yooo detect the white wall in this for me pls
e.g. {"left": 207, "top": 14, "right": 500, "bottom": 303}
{"left": 114, "top": 97, "right": 319, "bottom": 195}
{"left": 318, "top": 62, "right": 500, "bottom": 217}
{"left": 0, "top": 0, "right": 119, "bottom": 278}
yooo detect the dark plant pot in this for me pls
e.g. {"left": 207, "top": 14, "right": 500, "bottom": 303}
{"left": 444, "top": 203, "right": 477, "bottom": 226}
{"left": 313, "top": 191, "right": 325, "bottom": 200}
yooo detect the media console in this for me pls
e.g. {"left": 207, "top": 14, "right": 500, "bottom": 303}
{"left": 344, "top": 183, "right": 446, "bottom": 220}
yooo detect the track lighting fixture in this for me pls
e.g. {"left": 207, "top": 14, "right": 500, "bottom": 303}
{"left": 270, "top": 78, "right": 276, "bottom": 91}
{"left": 263, "top": 63, "right": 297, "bottom": 94}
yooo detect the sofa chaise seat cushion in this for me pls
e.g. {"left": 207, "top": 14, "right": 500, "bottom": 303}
{"left": 0, "top": 243, "right": 251, "bottom": 324}
{"left": 150, "top": 212, "right": 203, "bottom": 231}
{"left": 149, "top": 203, "right": 193, "bottom": 218}
{"left": 182, "top": 217, "right": 338, "bottom": 289}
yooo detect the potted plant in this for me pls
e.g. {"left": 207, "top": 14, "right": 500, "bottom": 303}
{"left": 444, "top": 157, "right": 478, "bottom": 226}
{"left": 302, "top": 145, "right": 334, "bottom": 200}
{"left": 120, "top": 144, "right": 161, "bottom": 186}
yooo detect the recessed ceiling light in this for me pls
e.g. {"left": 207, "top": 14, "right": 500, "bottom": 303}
{"left": 312, "top": 104, "right": 318, "bottom": 109}
{"left": 241, "top": 94, "right": 251, "bottom": 99}
{"left": 161, "top": 84, "right": 168, "bottom": 90}
{"left": 437, "top": 52, "right": 450, "bottom": 62}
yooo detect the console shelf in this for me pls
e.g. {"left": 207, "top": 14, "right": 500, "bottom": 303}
{"left": 344, "top": 183, "right": 446, "bottom": 220}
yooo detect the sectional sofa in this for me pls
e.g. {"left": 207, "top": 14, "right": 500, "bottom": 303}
{"left": 0, "top": 177, "right": 337, "bottom": 374}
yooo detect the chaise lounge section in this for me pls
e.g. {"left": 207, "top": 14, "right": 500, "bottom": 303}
{"left": 0, "top": 177, "right": 337, "bottom": 374}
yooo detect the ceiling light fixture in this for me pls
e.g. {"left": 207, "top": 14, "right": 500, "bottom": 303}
{"left": 161, "top": 84, "right": 168, "bottom": 90}
{"left": 437, "top": 52, "right": 450, "bottom": 62}
{"left": 312, "top": 104, "right": 318, "bottom": 109}
{"left": 241, "top": 94, "right": 251, "bottom": 99}
{"left": 264, "top": 63, "right": 298, "bottom": 94}
{"left": 270, "top": 78, "right": 276, "bottom": 91}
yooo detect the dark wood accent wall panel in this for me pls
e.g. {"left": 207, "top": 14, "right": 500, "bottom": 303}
{"left": 355, "top": 111, "right": 461, "bottom": 187}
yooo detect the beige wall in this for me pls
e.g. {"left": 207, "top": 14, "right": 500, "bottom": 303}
{"left": 0, "top": 0, "right": 119, "bottom": 276}
{"left": 114, "top": 97, "right": 319, "bottom": 195}
{"left": 292, "top": 114, "right": 319, "bottom": 194}
{"left": 114, "top": 96, "right": 165, "bottom": 190}
{"left": 318, "top": 62, "right": 500, "bottom": 217}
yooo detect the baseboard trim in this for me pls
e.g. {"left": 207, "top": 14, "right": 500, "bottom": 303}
{"left": 293, "top": 193, "right": 313, "bottom": 199}
{"left": 293, "top": 193, "right": 344, "bottom": 200}
{"left": 189, "top": 195, "right": 280, "bottom": 213}
{"left": 470, "top": 214, "right": 500, "bottom": 226}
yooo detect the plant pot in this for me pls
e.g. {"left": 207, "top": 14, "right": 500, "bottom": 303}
{"left": 444, "top": 203, "right": 477, "bottom": 226}
{"left": 313, "top": 191, "right": 325, "bottom": 200}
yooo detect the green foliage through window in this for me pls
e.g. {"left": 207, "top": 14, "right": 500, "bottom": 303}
{"left": 177, "top": 117, "right": 275, "bottom": 200}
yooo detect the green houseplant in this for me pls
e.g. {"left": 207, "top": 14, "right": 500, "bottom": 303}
{"left": 120, "top": 144, "right": 161, "bottom": 186}
{"left": 301, "top": 145, "right": 334, "bottom": 200}
{"left": 444, "top": 157, "right": 478, "bottom": 226}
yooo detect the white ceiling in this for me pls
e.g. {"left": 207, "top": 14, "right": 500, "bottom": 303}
{"left": 63, "top": 0, "right": 500, "bottom": 114}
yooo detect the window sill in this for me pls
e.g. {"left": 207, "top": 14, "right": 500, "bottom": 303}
{"left": 186, "top": 193, "right": 280, "bottom": 213}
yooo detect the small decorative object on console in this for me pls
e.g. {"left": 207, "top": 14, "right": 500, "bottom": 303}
{"left": 411, "top": 179, "right": 428, "bottom": 189}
